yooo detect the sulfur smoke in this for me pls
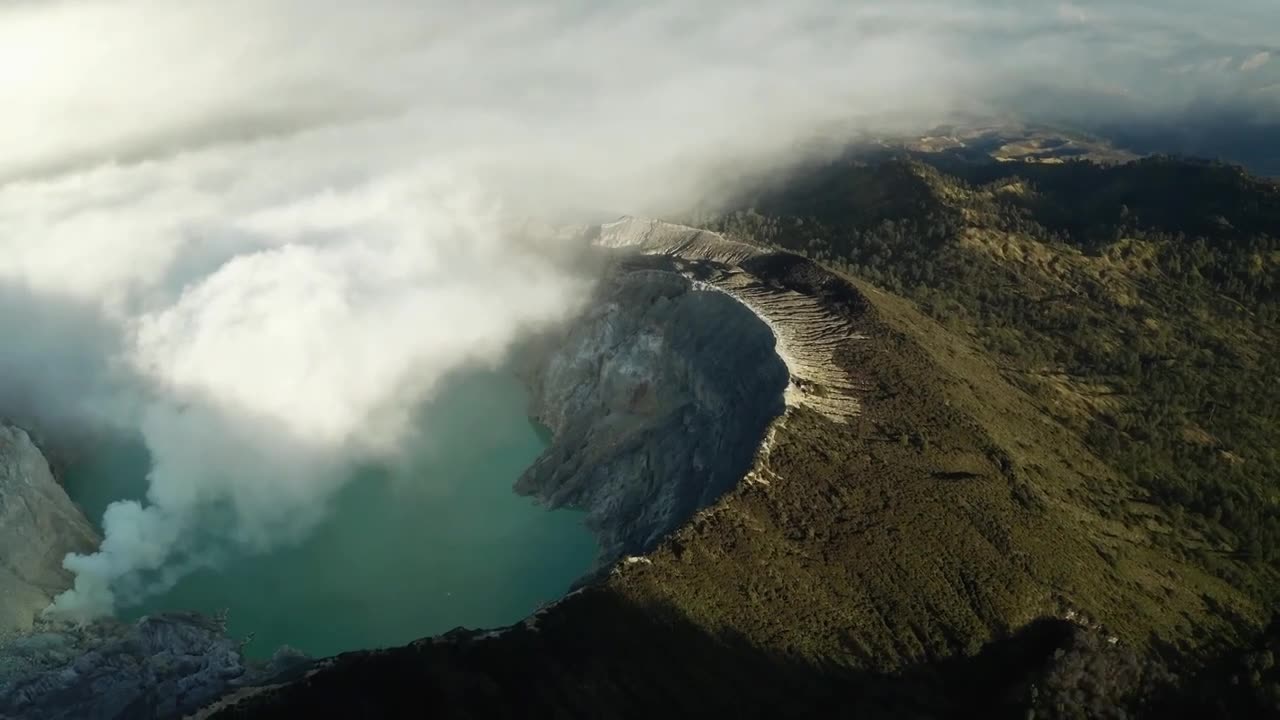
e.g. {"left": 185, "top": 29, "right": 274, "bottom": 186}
{"left": 0, "top": 0, "right": 1272, "bottom": 619}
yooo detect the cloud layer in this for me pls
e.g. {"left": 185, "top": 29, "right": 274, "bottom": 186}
{"left": 0, "top": 0, "right": 1273, "bottom": 618}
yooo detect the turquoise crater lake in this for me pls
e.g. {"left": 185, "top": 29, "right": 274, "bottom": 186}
{"left": 61, "top": 370, "right": 596, "bottom": 659}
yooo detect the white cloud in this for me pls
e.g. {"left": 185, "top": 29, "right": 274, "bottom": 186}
{"left": 1241, "top": 51, "right": 1272, "bottom": 72}
{"left": 1057, "top": 2, "right": 1092, "bottom": 25}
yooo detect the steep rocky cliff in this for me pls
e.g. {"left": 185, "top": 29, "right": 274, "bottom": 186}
{"left": 0, "top": 426, "right": 98, "bottom": 632}
{"left": 515, "top": 217, "right": 873, "bottom": 570}
{"left": 517, "top": 264, "right": 788, "bottom": 567}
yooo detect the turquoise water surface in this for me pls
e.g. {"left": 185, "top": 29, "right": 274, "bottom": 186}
{"left": 61, "top": 370, "right": 595, "bottom": 659}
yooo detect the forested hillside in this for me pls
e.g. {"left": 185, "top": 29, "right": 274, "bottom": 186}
{"left": 697, "top": 153, "right": 1280, "bottom": 587}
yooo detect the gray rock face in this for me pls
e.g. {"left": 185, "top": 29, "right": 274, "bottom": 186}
{"left": 0, "top": 426, "right": 99, "bottom": 632}
{"left": 595, "top": 217, "right": 866, "bottom": 422}
{"left": 516, "top": 218, "right": 867, "bottom": 572}
{"left": 0, "top": 613, "right": 291, "bottom": 720}
{"left": 517, "top": 261, "right": 789, "bottom": 566}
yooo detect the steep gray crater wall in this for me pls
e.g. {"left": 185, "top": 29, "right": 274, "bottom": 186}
{"left": 516, "top": 217, "right": 866, "bottom": 571}
{"left": 0, "top": 426, "right": 99, "bottom": 632}
{"left": 517, "top": 258, "right": 789, "bottom": 568}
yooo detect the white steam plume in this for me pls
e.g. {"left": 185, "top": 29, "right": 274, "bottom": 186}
{"left": 0, "top": 0, "right": 1272, "bottom": 619}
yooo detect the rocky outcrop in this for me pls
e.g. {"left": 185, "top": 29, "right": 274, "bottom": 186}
{"left": 516, "top": 217, "right": 868, "bottom": 570}
{"left": 593, "top": 217, "right": 867, "bottom": 422}
{"left": 517, "top": 267, "right": 788, "bottom": 566}
{"left": 0, "top": 613, "right": 308, "bottom": 720}
{"left": 0, "top": 426, "right": 99, "bottom": 632}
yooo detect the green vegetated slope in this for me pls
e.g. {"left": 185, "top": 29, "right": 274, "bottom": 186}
{"left": 698, "top": 153, "right": 1280, "bottom": 593}
{"left": 602, "top": 243, "right": 1256, "bottom": 690}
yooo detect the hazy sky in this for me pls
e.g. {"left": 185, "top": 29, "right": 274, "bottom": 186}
{"left": 0, "top": 0, "right": 1272, "bottom": 618}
